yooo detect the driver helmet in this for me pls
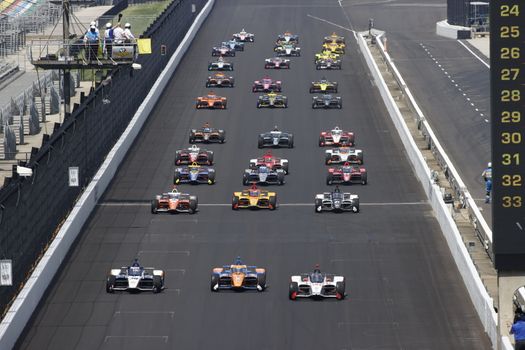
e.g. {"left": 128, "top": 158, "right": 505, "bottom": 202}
{"left": 106, "top": 22, "right": 112, "bottom": 28}
{"left": 334, "top": 186, "right": 341, "bottom": 193}
{"left": 273, "top": 125, "right": 279, "bottom": 131}
{"left": 131, "top": 258, "right": 140, "bottom": 267}
{"left": 487, "top": 162, "right": 492, "bottom": 168}
{"left": 125, "top": 22, "right": 131, "bottom": 28}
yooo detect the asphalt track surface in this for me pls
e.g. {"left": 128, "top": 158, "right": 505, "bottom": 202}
{"left": 17, "top": 0, "right": 492, "bottom": 349}
{"left": 339, "top": 0, "right": 492, "bottom": 223}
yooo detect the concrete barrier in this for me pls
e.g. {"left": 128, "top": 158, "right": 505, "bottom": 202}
{"left": 436, "top": 19, "right": 471, "bottom": 40}
{"left": 357, "top": 33, "right": 498, "bottom": 348}
{"left": 0, "top": 0, "right": 215, "bottom": 348}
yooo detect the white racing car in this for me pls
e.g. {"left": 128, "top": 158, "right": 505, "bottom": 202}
{"left": 106, "top": 259, "right": 165, "bottom": 293}
{"left": 325, "top": 147, "right": 363, "bottom": 165}
{"left": 289, "top": 265, "right": 345, "bottom": 300}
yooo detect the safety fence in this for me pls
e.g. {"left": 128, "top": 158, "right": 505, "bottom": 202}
{"left": 0, "top": 0, "right": 205, "bottom": 316}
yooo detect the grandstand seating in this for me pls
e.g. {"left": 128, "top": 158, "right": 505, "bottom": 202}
{"left": 1, "top": 0, "right": 37, "bottom": 17}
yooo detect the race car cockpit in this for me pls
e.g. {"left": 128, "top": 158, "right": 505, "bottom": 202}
{"left": 310, "top": 269, "right": 324, "bottom": 283}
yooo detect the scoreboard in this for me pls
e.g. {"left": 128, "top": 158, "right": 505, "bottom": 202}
{"left": 490, "top": 1, "right": 525, "bottom": 270}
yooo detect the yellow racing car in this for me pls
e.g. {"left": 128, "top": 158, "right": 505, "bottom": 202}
{"left": 309, "top": 78, "right": 338, "bottom": 93}
{"left": 232, "top": 184, "right": 277, "bottom": 210}
{"left": 322, "top": 41, "right": 345, "bottom": 54}
{"left": 324, "top": 32, "right": 345, "bottom": 45}
{"left": 315, "top": 50, "right": 340, "bottom": 63}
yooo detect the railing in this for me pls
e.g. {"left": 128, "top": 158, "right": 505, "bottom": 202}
{"left": 29, "top": 39, "right": 137, "bottom": 67}
{"left": 373, "top": 33, "right": 494, "bottom": 259}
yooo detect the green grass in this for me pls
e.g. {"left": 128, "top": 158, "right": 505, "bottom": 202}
{"left": 117, "top": 0, "right": 172, "bottom": 36}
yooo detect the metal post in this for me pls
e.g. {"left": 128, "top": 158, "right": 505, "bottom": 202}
{"left": 62, "top": 0, "right": 71, "bottom": 116}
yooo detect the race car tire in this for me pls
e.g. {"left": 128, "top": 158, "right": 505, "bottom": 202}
{"left": 277, "top": 172, "right": 285, "bottom": 185}
{"left": 315, "top": 198, "right": 323, "bottom": 213}
{"left": 211, "top": 274, "right": 219, "bottom": 291}
{"left": 208, "top": 66, "right": 212, "bottom": 71}
{"left": 208, "top": 171, "right": 216, "bottom": 185}
{"left": 173, "top": 171, "right": 180, "bottom": 185}
{"left": 269, "top": 196, "right": 277, "bottom": 210}
{"left": 264, "top": 64, "right": 270, "bottom": 69}
{"left": 151, "top": 200, "right": 158, "bottom": 214}
{"left": 207, "top": 152, "right": 214, "bottom": 164}
{"left": 288, "top": 135, "right": 294, "bottom": 148}
{"left": 337, "top": 102, "right": 342, "bottom": 109}
{"left": 240, "top": 46, "right": 244, "bottom": 51}
{"left": 361, "top": 174, "right": 367, "bottom": 185}
{"left": 106, "top": 276, "right": 116, "bottom": 293}
{"left": 289, "top": 282, "right": 299, "bottom": 300}
{"left": 242, "top": 174, "right": 250, "bottom": 186}
{"left": 316, "top": 65, "right": 320, "bottom": 70}
{"left": 326, "top": 173, "right": 333, "bottom": 186}
{"left": 189, "top": 199, "right": 198, "bottom": 214}
{"left": 258, "top": 273, "right": 267, "bottom": 291}
{"left": 319, "top": 137, "right": 325, "bottom": 147}
{"left": 334, "top": 87, "right": 338, "bottom": 93}
{"left": 325, "top": 153, "right": 332, "bottom": 165}
{"left": 336, "top": 281, "right": 345, "bottom": 299}
{"left": 257, "top": 103, "right": 262, "bottom": 108}
{"left": 205, "top": 82, "right": 211, "bottom": 88}
{"left": 358, "top": 153, "right": 364, "bottom": 164}
{"left": 282, "top": 162, "right": 289, "bottom": 174}
{"left": 219, "top": 132, "right": 226, "bottom": 143}
{"left": 153, "top": 275, "right": 162, "bottom": 293}
{"left": 232, "top": 196, "right": 239, "bottom": 210}
{"left": 257, "top": 136, "right": 264, "bottom": 149}
{"left": 312, "top": 103, "right": 317, "bottom": 109}
{"left": 353, "top": 199, "right": 360, "bottom": 213}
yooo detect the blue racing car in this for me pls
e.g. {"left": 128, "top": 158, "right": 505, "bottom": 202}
{"left": 174, "top": 162, "right": 216, "bottom": 185}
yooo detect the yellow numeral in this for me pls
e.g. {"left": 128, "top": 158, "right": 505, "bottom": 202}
{"left": 502, "top": 153, "right": 520, "bottom": 165}
{"left": 502, "top": 196, "right": 522, "bottom": 208}
{"left": 501, "top": 132, "right": 522, "bottom": 144}
{"left": 501, "top": 4, "right": 520, "bottom": 16}
{"left": 501, "top": 68, "right": 520, "bottom": 80}
{"left": 502, "top": 175, "right": 522, "bottom": 186}
{"left": 501, "top": 111, "right": 521, "bottom": 123}
{"left": 501, "top": 90, "right": 521, "bottom": 102}
{"left": 501, "top": 47, "right": 521, "bottom": 59}
{"left": 501, "top": 26, "right": 520, "bottom": 38}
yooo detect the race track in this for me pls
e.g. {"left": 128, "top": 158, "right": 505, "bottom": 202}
{"left": 17, "top": 0, "right": 492, "bottom": 349}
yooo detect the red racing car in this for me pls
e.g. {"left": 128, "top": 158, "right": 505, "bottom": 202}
{"left": 252, "top": 76, "right": 282, "bottom": 92}
{"left": 326, "top": 162, "right": 367, "bottom": 185}
{"left": 319, "top": 126, "right": 354, "bottom": 147}
{"left": 249, "top": 151, "right": 289, "bottom": 174}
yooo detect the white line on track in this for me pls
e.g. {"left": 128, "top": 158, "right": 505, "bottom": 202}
{"left": 419, "top": 42, "right": 488, "bottom": 123}
{"left": 104, "top": 336, "right": 169, "bottom": 343}
{"left": 306, "top": 14, "right": 355, "bottom": 35}
{"left": 457, "top": 40, "right": 490, "bottom": 69}
{"left": 100, "top": 201, "right": 428, "bottom": 207}
{"left": 138, "top": 250, "right": 190, "bottom": 255}
{"left": 114, "top": 311, "right": 175, "bottom": 318}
